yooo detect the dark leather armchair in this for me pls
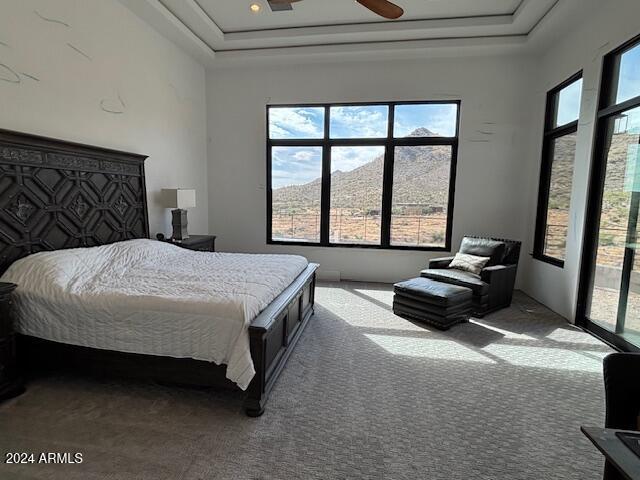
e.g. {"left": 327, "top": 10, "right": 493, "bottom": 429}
{"left": 421, "top": 236, "right": 521, "bottom": 317}
{"left": 602, "top": 353, "right": 640, "bottom": 480}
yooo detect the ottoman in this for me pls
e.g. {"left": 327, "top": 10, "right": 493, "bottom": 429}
{"left": 393, "top": 277, "right": 473, "bottom": 330}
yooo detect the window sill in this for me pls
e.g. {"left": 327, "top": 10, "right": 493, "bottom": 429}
{"left": 532, "top": 252, "right": 565, "bottom": 268}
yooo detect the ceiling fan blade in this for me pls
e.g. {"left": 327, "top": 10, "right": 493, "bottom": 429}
{"left": 356, "top": 0, "right": 404, "bottom": 19}
{"left": 268, "top": 0, "right": 303, "bottom": 4}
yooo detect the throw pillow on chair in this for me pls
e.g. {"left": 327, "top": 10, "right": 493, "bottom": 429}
{"left": 448, "top": 253, "right": 491, "bottom": 276}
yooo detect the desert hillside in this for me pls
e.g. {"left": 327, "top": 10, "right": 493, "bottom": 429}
{"left": 273, "top": 128, "right": 451, "bottom": 214}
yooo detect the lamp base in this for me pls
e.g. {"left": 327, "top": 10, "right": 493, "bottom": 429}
{"left": 171, "top": 209, "right": 189, "bottom": 240}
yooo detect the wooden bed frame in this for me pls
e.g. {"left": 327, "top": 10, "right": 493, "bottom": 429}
{"left": 0, "top": 128, "right": 317, "bottom": 417}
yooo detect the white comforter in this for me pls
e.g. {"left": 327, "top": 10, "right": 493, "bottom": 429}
{"left": 1, "top": 239, "right": 308, "bottom": 390}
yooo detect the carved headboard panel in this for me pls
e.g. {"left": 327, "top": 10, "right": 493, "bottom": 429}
{"left": 0, "top": 129, "right": 149, "bottom": 274}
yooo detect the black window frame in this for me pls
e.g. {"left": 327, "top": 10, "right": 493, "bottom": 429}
{"left": 266, "top": 100, "right": 461, "bottom": 251}
{"left": 576, "top": 32, "right": 640, "bottom": 352}
{"left": 533, "top": 71, "right": 583, "bottom": 268}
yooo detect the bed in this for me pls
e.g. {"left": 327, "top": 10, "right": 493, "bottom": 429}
{"left": 0, "top": 128, "right": 318, "bottom": 416}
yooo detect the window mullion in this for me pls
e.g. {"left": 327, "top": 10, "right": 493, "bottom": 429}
{"left": 320, "top": 105, "right": 331, "bottom": 245}
{"left": 380, "top": 105, "right": 395, "bottom": 247}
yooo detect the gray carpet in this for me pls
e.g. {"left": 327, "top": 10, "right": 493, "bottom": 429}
{"left": 0, "top": 283, "right": 612, "bottom": 479}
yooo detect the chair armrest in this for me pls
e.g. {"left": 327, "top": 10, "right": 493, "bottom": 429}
{"left": 480, "top": 264, "right": 516, "bottom": 282}
{"left": 428, "top": 256, "right": 455, "bottom": 269}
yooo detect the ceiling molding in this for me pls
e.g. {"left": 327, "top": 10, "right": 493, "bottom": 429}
{"left": 119, "top": 0, "right": 565, "bottom": 66}
{"left": 187, "top": 0, "right": 224, "bottom": 39}
{"left": 212, "top": 35, "right": 529, "bottom": 66}
{"left": 223, "top": 15, "right": 515, "bottom": 42}
{"left": 512, "top": 0, "right": 531, "bottom": 21}
{"left": 525, "top": 0, "right": 562, "bottom": 38}
{"left": 119, "top": 0, "right": 216, "bottom": 64}
{"left": 217, "top": 0, "right": 527, "bottom": 34}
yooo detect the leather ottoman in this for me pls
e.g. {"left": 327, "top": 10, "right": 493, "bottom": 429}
{"left": 393, "top": 277, "right": 473, "bottom": 330}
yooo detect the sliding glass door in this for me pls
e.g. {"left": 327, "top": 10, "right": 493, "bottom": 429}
{"left": 578, "top": 35, "right": 640, "bottom": 350}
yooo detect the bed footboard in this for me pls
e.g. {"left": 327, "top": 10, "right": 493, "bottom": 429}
{"left": 244, "top": 263, "right": 318, "bottom": 417}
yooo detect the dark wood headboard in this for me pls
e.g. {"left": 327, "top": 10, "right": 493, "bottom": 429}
{"left": 0, "top": 129, "right": 149, "bottom": 274}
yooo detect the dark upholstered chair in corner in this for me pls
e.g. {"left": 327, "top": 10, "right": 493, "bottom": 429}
{"left": 421, "top": 236, "right": 521, "bottom": 317}
{"left": 602, "top": 353, "right": 640, "bottom": 480}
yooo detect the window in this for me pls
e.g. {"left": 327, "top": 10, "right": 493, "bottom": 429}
{"left": 267, "top": 102, "right": 460, "bottom": 250}
{"left": 614, "top": 42, "right": 640, "bottom": 105}
{"left": 270, "top": 146, "right": 323, "bottom": 242}
{"left": 533, "top": 72, "right": 583, "bottom": 266}
{"left": 329, "top": 146, "right": 385, "bottom": 245}
{"left": 577, "top": 33, "right": 640, "bottom": 351}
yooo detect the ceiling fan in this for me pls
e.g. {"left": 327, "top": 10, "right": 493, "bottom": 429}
{"left": 268, "top": 0, "right": 404, "bottom": 20}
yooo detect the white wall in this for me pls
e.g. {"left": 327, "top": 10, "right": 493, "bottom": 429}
{"left": 207, "top": 55, "right": 535, "bottom": 284}
{"left": 520, "top": 0, "right": 640, "bottom": 321}
{"left": 0, "top": 0, "right": 208, "bottom": 235}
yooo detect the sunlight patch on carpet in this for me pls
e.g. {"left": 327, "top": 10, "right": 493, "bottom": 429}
{"left": 364, "top": 334, "right": 496, "bottom": 363}
{"left": 482, "top": 344, "right": 608, "bottom": 372}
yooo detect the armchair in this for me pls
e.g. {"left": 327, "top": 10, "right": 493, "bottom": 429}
{"left": 421, "top": 236, "right": 521, "bottom": 317}
{"left": 602, "top": 353, "right": 640, "bottom": 480}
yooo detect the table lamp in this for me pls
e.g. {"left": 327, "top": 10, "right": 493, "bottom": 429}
{"left": 161, "top": 188, "right": 196, "bottom": 240}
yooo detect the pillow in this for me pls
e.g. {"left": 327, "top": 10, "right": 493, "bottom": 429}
{"left": 448, "top": 252, "right": 490, "bottom": 275}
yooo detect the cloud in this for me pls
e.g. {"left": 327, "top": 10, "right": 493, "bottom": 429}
{"left": 331, "top": 146, "right": 385, "bottom": 173}
{"left": 270, "top": 107, "right": 323, "bottom": 139}
{"left": 272, "top": 147, "right": 322, "bottom": 188}
{"left": 330, "top": 106, "right": 388, "bottom": 138}
{"left": 293, "top": 150, "right": 316, "bottom": 161}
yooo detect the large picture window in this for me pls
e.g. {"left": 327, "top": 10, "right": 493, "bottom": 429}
{"left": 267, "top": 101, "right": 460, "bottom": 250}
{"left": 533, "top": 72, "right": 583, "bottom": 267}
{"left": 578, "top": 33, "right": 640, "bottom": 351}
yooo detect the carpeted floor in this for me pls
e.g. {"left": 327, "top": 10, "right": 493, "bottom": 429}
{"left": 0, "top": 282, "right": 612, "bottom": 480}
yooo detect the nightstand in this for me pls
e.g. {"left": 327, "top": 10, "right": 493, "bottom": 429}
{"left": 0, "top": 282, "right": 24, "bottom": 402}
{"left": 156, "top": 234, "right": 216, "bottom": 252}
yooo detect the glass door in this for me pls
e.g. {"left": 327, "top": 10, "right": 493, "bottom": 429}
{"left": 578, "top": 35, "right": 640, "bottom": 350}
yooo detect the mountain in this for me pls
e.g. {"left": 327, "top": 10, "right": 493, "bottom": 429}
{"left": 547, "top": 131, "right": 634, "bottom": 212}
{"left": 272, "top": 128, "right": 452, "bottom": 214}
{"left": 546, "top": 133, "right": 576, "bottom": 210}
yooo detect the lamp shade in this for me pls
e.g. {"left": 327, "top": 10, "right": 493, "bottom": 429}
{"left": 162, "top": 189, "right": 196, "bottom": 209}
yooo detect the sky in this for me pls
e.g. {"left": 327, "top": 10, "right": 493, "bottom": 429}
{"left": 556, "top": 78, "right": 582, "bottom": 127}
{"left": 269, "top": 104, "right": 457, "bottom": 140}
{"left": 617, "top": 44, "right": 640, "bottom": 105}
{"left": 330, "top": 106, "right": 388, "bottom": 138}
{"left": 269, "top": 104, "right": 457, "bottom": 188}
{"left": 393, "top": 104, "right": 457, "bottom": 137}
{"left": 271, "top": 145, "right": 386, "bottom": 189}
{"left": 332, "top": 146, "right": 385, "bottom": 173}
{"left": 554, "top": 45, "right": 640, "bottom": 129}
{"left": 269, "top": 107, "right": 324, "bottom": 139}
{"left": 615, "top": 45, "right": 640, "bottom": 135}
{"left": 271, "top": 146, "right": 322, "bottom": 189}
